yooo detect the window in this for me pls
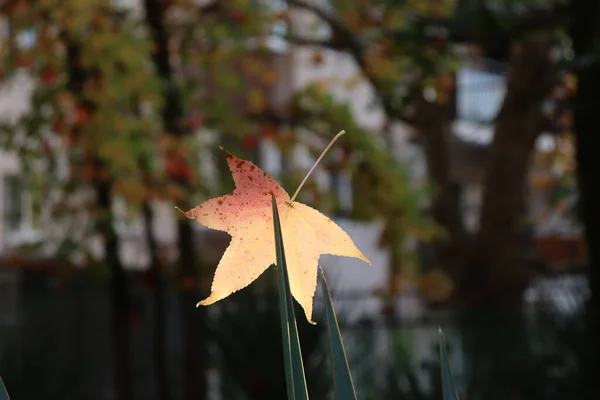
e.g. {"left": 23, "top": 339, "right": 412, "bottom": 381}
{"left": 3, "top": 175, "right": 24, "bottom": 232}
{"left": 456, "top": 62, "right": 506, "bottom": 123}
{"left": 1, "top": 174, "right": 42, "bottom": 248}
{"left": 264, "top": 0, "right": 289, "bottom": 52}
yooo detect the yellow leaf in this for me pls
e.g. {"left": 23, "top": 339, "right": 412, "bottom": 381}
{"left": 242, "top": 57, "right": 264, "bottom": 75}
{"left": 418, "top": 269, "right": 453, "bottom": 302}
{"left": 248, "top": 88, "right": 266, "bottom": 113}
{"left": 178, "top": 149, "right": 370, "bottom": 323}
{"left": 382, "top": 6, "right": 406, "bottom": 30}
{"left": 340, "top": 8, "right": 362, "bottom": 29}
{"left": 564, "top": 73, "right": 577, "bottom": 94}
{"left": 364, "top": 50, "right": 399, "bottom": 82}
{"left": 261, "top": 69, "right": 278, "bottom": 85}
{"left": 114, "top": 179, "right": 147, "bottom": 208}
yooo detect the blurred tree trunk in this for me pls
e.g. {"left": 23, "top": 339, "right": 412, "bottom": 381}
{"left": 456, "top": 31, "right": 555, "bottom": 400}
{"left": 464, "top": 31, "right": 555, "bottom": 307}
{"left": 64, "top": 39, "right": 134, "bottom": 400}
{"left": 286, "top": 0, "right": 560, "bottom": 311}
{"left": 96, "top": 178, "right": 134, "bottom": 400}
{"left": 570, "top": 0, "right": 600, "bottom": 398}
{"left": 412, "top": 94, "right": 467, "bottom": 279}
{"left": 143, "top": 0, "right": 208, "bottom": 399}
{"left": 142, "top": 201, "right": 169, "bottom": 400}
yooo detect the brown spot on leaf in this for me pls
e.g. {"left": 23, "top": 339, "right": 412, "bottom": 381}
{"left": 250, "top": 165, "right": 255, "bottom": 171}
{"left": 217, "top": 200, "right": 223, "bottom": 205}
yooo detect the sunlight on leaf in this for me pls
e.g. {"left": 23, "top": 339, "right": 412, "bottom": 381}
{"left": 178, "top": 148, "right": 370, "bottom": 323}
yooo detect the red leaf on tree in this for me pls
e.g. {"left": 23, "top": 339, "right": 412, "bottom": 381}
{"left": 17, "top": 55, "right": 33, "bottom": 68}
{"left": 40, "top": 66, "right": 57, "bottom": 84}
{"left": 165, "top": 151, "right": 193, "bottom": 181}
{"left": 241, "top": 134, "right": 258, "bottom": 150}
{"left": 74, "top": 106, "right": 91, "bottom": 125}
{"left": 229, "top": 9, "right": 247, "bottom": 24}
{"left": 260, "top": 124, "right": 276, "bottom": 138}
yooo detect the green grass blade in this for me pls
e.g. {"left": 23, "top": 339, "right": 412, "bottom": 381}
{"left": 319, "top": 269, "right": 358, "bottom": 400}
{"left": 272, "top": 196, "right": 309, "bottom": 400}
{"left": 439, "top": 328, "right": 460, "bottom": 400}
{"left": 0, "top": 377, "right": 11, "bottom": 400}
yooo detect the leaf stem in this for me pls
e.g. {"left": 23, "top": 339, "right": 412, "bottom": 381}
{"left": 290, "top": 130, "right": 346, "bottom": 203}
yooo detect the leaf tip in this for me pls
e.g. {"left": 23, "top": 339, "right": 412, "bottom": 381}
{"left": 357, "top": 251, "right": 372, "bottom": 266}
{"left": 304, "top": 310, "right": 317, "bottom": 325}
{"left": 219, "top": 146, "right": 234, "bottom": 158}
{"left": 174, "top": 206, "right": 189, "bottom": 218}
{"left": 197, "top": 296, "right": 216, "bottom": 307}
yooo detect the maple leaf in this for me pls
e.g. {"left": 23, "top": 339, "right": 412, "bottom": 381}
{"left": 178, "top": 148, "right": 370, "bottom": 323}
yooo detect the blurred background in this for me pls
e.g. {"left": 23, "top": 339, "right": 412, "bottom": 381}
{"left": 0, "top": 0, "right": 599, "bottom": 399}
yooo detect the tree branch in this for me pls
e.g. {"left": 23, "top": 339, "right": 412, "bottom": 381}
{"left": 285, "top": 33, "right": 338, "bottom": 49}
{"left": 287, "top": 0, "right": 349, "bottom": 36}
{"left": 143, "top": 1, "right": 206, "bottom": 399}
{"left": 285, "top": 0, "right": 411, "bottom": 124}
{"left": 244, "top": 107, "right": 303, "bottom": 127}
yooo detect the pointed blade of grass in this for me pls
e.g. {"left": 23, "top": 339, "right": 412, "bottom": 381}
{"left": 0, "top": 377, "right": 11, "bottom": 400}
{"left": 319, "top": 269, "right": 357, "bottom": 400}
{"left": 439, "top": 328, "right": 460, "bottom": 400}
{"left": 272, "top": 195, "right": 309, "bottom": 400}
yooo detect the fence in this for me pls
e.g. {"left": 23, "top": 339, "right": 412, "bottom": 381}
{"left": 0, "top": 265, "right": 592, "bottom": 400}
